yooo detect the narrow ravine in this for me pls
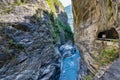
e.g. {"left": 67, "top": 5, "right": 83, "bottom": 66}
{"left": 58, "top": 4, "right": 80, "bottom": 80}
{"left": 58, "top": 4, "right": 88, "bottom": 80}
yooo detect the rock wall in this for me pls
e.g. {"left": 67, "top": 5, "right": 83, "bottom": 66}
{"left": 98, "top": 58, "right": 120, "bottom": 80}
{"left": 0, "top": 0, "right": 73, "bottom": 80}
{"left": 72, "top": 0, "right": 120, "bottom": 74}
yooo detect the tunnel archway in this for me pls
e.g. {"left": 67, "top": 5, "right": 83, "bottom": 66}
{"left": 97, "top": 28, "right": 119, "bottom": 39}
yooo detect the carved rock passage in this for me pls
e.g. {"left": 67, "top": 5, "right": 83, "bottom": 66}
{"left": 72, "top": 0, "right": 120, "bottom": 73}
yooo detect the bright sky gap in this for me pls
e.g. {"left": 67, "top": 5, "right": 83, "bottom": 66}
{"left": 60, "top": 0, "right": 71, "bottom": 7}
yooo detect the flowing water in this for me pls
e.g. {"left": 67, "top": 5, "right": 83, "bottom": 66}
{"left": 59, "top": 5, "right": 87, "bottom": 80}
{"left": 59, "top": 42, "right": 80, "bottom": 80}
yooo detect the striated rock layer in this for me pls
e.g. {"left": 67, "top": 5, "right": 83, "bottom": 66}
{"left": 72, "top": 0, "right": 120, "bottom": 77}
{"left": 0, "top": 0, "right": 73, "bottom": 80}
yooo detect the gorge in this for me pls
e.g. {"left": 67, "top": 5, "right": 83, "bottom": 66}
{"left": 0, "top": 0, "right": 120, "bottom": 80}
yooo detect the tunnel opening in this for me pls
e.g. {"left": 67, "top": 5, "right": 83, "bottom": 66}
{"left": 97, "top": 28, "right": 119, "bottom": 40}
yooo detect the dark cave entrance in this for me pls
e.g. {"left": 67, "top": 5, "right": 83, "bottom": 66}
{"left": 97, "top": 28, "right": 119, "bottom": 40}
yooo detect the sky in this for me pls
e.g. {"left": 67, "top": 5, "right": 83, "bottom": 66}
{"left": 60, "top": 0, "right": 71, "bottom": 7}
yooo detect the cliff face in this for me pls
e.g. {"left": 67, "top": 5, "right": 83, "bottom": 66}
{"left": 0, "top": 0, "right": 73, "bottom": 80}
{"left": 72, "top": 0, "right": 120, "bottom": 75}
{"left": 65, "top": 5, "right": 74, "bottom": 32}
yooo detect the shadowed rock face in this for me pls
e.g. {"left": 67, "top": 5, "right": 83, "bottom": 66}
{"left": 72, "top": 0, "right": 120, "bottom": 75}
{"left": 0, "top": 0, "right": 73, "bottom": 80}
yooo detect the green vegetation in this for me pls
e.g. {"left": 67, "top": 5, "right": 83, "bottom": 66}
{"left": 111, "top": 39, "right": 120, "bottom": 42}
{"left": 46, "top": 0, "right": 56, "bottom": 13}
{"left": 33, "top": 5, "right": 73, "bottom": 44}
{"left": 53, "top": 0, "right": 64, "bottom": 8}
{"left": 8, "top": 40, "right": 25, "bottom": 50}
{"left": 48, "top": 12, "right": 73, "bottom": 43}
{"left": 83, "top": 75, "right": 93, "bottom": 80}
{"left": 57, "top": 19, "right": 73, "bottom": 41}
{"left": 12, "top": 1, "right": 25, "bottom": 6}
{"left": 34, "top": 9, "right": 73, "bottom": 44}
{"left": 0, "top": 6, "right": 13, "bottom": 15}
{"left": 96, "top": 47, "right": 119, "bottom": 66}
{"left": 107, "top": 0, "right": 114, "bottom": 20}
{"left": 3, "top": 47, "right": 12, "bottom": 55}
{"left": 49, "top": 12, "right": 61, "bottom": 43}
{"left": 0, "top": 0, "right": 73, "bottom": 44}
{"left": 46, "top": 0, "right": 63, "bottom": 13}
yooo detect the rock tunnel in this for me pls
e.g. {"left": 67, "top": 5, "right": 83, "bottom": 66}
{"left": 98, "top": 28, "right": 119, "bottom": 40}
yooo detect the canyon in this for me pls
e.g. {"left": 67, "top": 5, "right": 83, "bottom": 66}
{"left": 0, "top": 0, "right": 120, "bottom": 80}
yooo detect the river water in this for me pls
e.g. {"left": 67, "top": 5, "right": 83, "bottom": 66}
{"left": 59, "top": 42, "right": 80, "bottom": 80}
{"left": 59, "top": 5, "right": 87, "bottom": 80}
